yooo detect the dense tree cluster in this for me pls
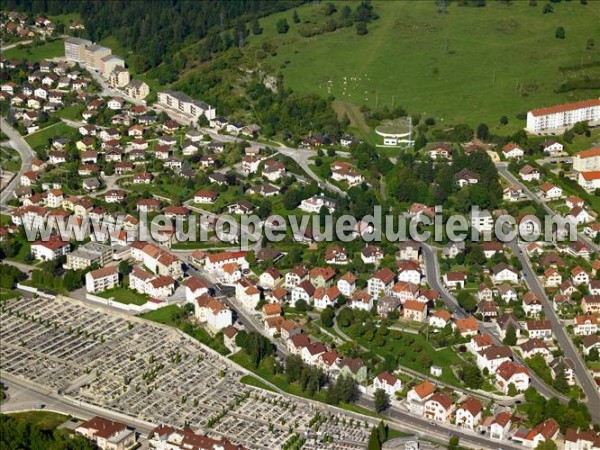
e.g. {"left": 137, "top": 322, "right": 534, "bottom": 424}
{"left": 0, "top": 414, "right": 94, "bottom": 450}
{"left": 235, "top": 330, "right": 274, "bottom": 368}
{"left": 522, "top": 388, "right": 591, "bottom": 432}
{"left": 386, "top": 150, "right": 502, "bottom": 211}
{"left": 0, "top": 264, "right": 26, "bottom": 290}
{"left": 285, "top": 355, "right": 327, "bottom": 397}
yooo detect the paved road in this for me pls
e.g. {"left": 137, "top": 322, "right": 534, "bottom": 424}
{"left": 0, "top": 373, "right": 157, "bottom": 435}
{"left": 508, "top": 239, "right": 600, "bottom": 422}
{"left": 0, "top": 39, "right": 33, "bottom": 52}
{"left": 358, "top": 396, "right": 525, "bottom": 450}
{"left": 421, "top": 244, "right": 569, "bottom": 403}
{"left": 422, "top": 244, "right": 469, "bottom": 320}
{"left": 496, "top": 164, "right": 599, "bottom": 253}
{"left": 0, "top": 117, "right": 36, "bottom": 211}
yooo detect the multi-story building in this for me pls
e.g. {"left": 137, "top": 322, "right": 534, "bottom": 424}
{"left": 100, "top": 55, "right": 125, "bottom": 77}
{"left": 66, "top": 242, "right": 112, "bottom": 270}
{"left": 84, "top": 44, "right": 112, "bottom": 69}
{"left": 108, "top": 66, "right": 130, "bottom": 88}
{"left": 85, "top": 266, "right": 119, "bottom": 293}
{"left": 157, "top": 90, "right": 216, "bottom": 125}
{"left": 64, "top": 37, "right": 92, "bottom": 63}
{"left": 125, "top": 80, "right": 150, "bottom": 100}
{"left": 573, "top": 146, "right": 600, "bottom": 172}
{"left": 526, "top": 98, "right": 600, "bottom": 134}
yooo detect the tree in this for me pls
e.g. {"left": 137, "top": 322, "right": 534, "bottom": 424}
{"left": 555, "top": 26, "right": 565, "bottom": 39}
{"left": 251, "top": 18, "right": 263, "bottom": 35}
{"left": 356, "top": 21, "right": 368, "bottom": 35}
{"left": 588, "top": 347, "right": 599, "bottom": 362}
{"left": 457, "top": 291, "right": 477, "bottom": 313}
{"left": 508, "top": 383, "right": 518, "bottom": 397}
{"left": 536, "top": 440, "right": 558, "bottom": 450}
{"left": 118, "top": 260, "right": 132, "bottom": 276}
{"left": 292, "top": 10, "right": 301, "bottom": 23}
{"left": 543, "top": 3, "right": 554, "bottom": 13}
{"left": 503, "top": 323, "right": 518, "bottom": 346}
{"left": 448, "top": 437, "right": 460, "bottom": 450}
{"left": 324, "top": 3, "right": 337, "bottom": 15}
{"left": 295, "top": 299, "right": 308, "bottom": 312}
{"left": 459, "top": 363, "right": 483, "bottom": 389}
{"left": 477, "top": 123, "right": 490, "bottom": 141}
{"left": 63, "top": 270, "right": 84, "bottom": 291}
{"left": 321, "top": 307, "right": 335, "bottom": 328}
{"left": 500, "top": 115, "right": 509, "bottom": 125}
{"left": 367, "top": 428, "right": 382, "bottom": 450}
{"left": 374, "top": 389, "right": 390, "bottom": 412}
{"left": 553, "top": 365, "right": 570, "bottom": 393}
{"left": 276, "top": 18, "right": 289, "bottom": 34}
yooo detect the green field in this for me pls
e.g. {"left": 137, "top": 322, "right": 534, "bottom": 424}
{"left": 239, "top": 374, "right": 278, "bottom": 392}
{"left": 25, "top": 122, "right": 78, "bottom": 150}
{"left": 9, "top": 411, "right": 71, "bottom": 430}
{"left": 0, "top": 146, "right": 22, "bottom": 172}
{"left": 243, "top": 0, "right": 600, "bottom": 133}
{"left": 2, "top": 39, "right": 64, "bottom": 62}
{"left": 54, "top": 105, "right": 85, "bottom": 121}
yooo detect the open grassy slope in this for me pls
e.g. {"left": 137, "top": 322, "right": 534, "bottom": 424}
{"left": 239, "top": 0, "right": 600, "bottom": 132}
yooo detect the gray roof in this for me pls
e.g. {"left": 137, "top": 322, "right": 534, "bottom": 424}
{"left": 65, "top": 37, "right": 92, "bottom": 46}
{"left": 160, "top": 90, "right": 212, "bottom": 110}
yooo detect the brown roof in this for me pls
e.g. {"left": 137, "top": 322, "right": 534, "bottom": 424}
{"left": 427, "top": 393, "right": 453, "bottom": 410}
{"left": 458, "top": 397, "right": 483, "bottom": 416}
{"left": 530, "top": 99, "right": 600, "bottom": 117}
{"left": 78, "top": 416, "right": 127, "bottom": 439}
{"left": 412, "top": 380, "right": 435, "bottom": 399}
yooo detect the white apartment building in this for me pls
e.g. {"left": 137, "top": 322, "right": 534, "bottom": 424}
{"left": 157, "top": 90, "right": 216, "bottom": 124}
{"left": 86, "top": 266, "right": 119, "bottom": 293}
{"left": 526, "top": 98, "right": 600, "bottom": 134}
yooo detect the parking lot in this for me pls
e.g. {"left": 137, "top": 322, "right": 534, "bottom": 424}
{"left": 0, "top": 296, "right": 376, "bottom": 448}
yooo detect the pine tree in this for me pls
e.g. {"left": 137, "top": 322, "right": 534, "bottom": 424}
{"left": 503, "top": 323, "right": 517, "bottom": 346}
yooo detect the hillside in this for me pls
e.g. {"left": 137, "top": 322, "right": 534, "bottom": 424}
{"left": 167, "top": 0, "right": 600, "bottom": 137}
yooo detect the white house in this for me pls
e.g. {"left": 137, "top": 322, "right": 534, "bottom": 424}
{"left": 539, "top": 182, "right": 563, "bottom": 199}
{"left": 489, "top": 412, "right": 512, "bottom": 441}
{"left": 519, "top": 165, "right": 540, "bottom": 182}
{"left": 502, "top": 143, "right": 524, "bottom": 159}
{"left": 337, "top": 272, "right": 357, "bottom": 297}
{"left": 373, "top": 371, "right": 402, "bottom": 397}
{"left": 443, "top": 271, "right": 467, "bottom": 290}
{"left": 476, "top": 345, "right": 512, "bottom": 372}
{"left": 495, "top": 361, "right": 530, "bottom": 394}
{"left": 454, "top": 397, "right": 483, "bottom": 431}
{"left": 183, "top": 276, "right": 210, "bottom": 303}
{"left": 424, "top": 393, "right": 454, "bottom": 423}
{"left": 30, "top": 238, "right": 70, "bottom": 261}
{"left": 491, "top": 263, "right": 519, "bottom": 284}
{"left": 406, "top": 380, "right": 436, "bottom": 415}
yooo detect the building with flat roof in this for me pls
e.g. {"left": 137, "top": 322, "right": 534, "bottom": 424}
{"left": 157, "top": 90, "right": 216, "bottom": 126}
{"left": 64, "top": 37, "right": 92, "bottom": 63}
{"left": 66, "top": 242, "right": 112, "bottom": 270}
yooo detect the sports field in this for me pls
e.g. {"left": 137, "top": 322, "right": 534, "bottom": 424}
{"left": 250, "top": 0, "right": 600, "bottom": 132}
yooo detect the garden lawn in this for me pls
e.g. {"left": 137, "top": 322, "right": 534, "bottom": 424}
{"left": 98, "top": 286, "right": 149, "bottom": 306}
{"left": 9, "top": 411, "right": 71, "bottom": 431}
{"left": 25, "top": 123, "right": 78, "bottom": 150}
{"left": 3, "top": 39, "right": 65, "bottom": 62}
{"left": 342, "top": 325, "right": 462, "bottom": 386}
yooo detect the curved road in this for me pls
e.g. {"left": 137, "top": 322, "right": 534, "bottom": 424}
{"left": 0, "top": 117, "right": 36, "bottom": 211}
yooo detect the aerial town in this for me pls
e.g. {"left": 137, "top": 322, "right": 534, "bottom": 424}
{"left": 0, "top": 3, "right": 600, "bottom": 450}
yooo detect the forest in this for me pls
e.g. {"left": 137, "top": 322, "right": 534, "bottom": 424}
{"left": 6, "top": 0, "right": 305, "bottom": 71}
